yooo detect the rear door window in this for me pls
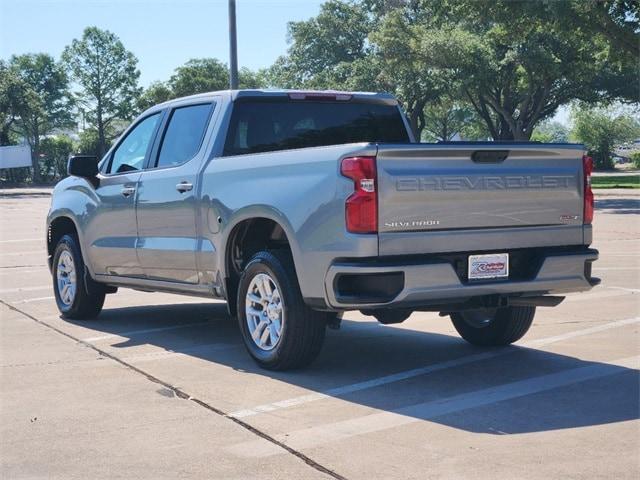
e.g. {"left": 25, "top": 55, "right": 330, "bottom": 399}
{"left": 223, "top": 99, "right": 409, "bottom": 156}
{"left": 155, "top": 103, "right": 214, "bottom": 168}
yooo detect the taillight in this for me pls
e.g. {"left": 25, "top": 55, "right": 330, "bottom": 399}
{"left": 340, "top": 156, "right": 377, "bottom": 233}
{"left": 583, "top": 155, "right": 594, "bottom": 224}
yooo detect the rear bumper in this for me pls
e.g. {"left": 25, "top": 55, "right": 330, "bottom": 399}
{"left": 324, "top": 247, "right": 599, "bottom": 309}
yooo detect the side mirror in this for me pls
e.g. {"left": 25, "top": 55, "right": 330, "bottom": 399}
{"left": 67, "top": 155, "right": 98, "bottom": 179}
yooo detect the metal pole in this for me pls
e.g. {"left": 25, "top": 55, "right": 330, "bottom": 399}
{"left": 228, "top": 0, "right": 239, "bottom": 89}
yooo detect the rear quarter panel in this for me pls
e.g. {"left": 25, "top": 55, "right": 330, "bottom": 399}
{"left": 199, "top": 143, "right": 379, "bottom": 300}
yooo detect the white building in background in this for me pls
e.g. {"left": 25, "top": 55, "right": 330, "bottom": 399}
{"left": 0, "top": 145, "right": 32, "bottom": 169}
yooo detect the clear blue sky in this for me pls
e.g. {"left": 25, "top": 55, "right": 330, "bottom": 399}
{"left": 0, "top": 0, "right": 324, "bottom": 86}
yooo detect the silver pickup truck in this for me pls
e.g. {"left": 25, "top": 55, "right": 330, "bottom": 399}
{"left": 47, "top": 90, "right": 599, "bottom": 370}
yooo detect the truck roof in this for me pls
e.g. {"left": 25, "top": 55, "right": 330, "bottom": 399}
{"left": 149, "top": 89, "right": 398, "bottom": 112}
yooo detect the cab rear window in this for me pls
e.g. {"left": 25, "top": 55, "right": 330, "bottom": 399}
{"left": 223, "top": 99, "right": 409, "bottom": 156}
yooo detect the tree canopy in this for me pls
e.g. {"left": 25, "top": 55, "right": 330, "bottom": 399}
{"left": 531, "top": 120, "right": 570, "bottom": 144}
{"left": 137, "top": 59, "right": 265, "bottom": 113}
{"left": 266, "top": 0, "right": 639, "bottom": 140}
{"left": 62, "top": 27, "right": 141, "bottom": 157}
{"left": 571, "top": 106, "right": 640, "bottom": 169}
{"left": 0, "top": 60, "right": 26, "bottom": 146}
{"left": 4, "top": 54, "right": 71, "bottom": 180}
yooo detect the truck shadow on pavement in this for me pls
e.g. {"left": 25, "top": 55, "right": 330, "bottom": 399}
{"left": 67, "top": 302, "right": 639, "bottom": 435}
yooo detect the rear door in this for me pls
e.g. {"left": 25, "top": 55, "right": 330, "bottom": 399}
{"left": 135, "top": 101, "right": 216, "bottom": 283}
{"left": 376, "top": 144, "right": 585, "bottom": 255}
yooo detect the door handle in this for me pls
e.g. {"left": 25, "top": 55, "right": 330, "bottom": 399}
{"left": 176, "top": 181, "right": 193, "bottom": 193}
{"left": 121, "top": 186, "right": 136, "bottom": 197}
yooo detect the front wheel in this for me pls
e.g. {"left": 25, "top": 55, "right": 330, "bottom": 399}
{"left": 237, "top": 250, "right": 326, "bottom": 370}
{"left": 52, "top": 234, "right": 105, "bottom": 320}
{"left": 450, "top": 306, "right": 535, "bottom": 346}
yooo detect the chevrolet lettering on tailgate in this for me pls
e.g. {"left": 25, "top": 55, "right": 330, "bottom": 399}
{"left": 396, "top": 175, "right": 575, "bottom": 191}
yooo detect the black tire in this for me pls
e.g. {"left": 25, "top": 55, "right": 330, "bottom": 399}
{"left": 52, "top": 234, "right": 105, "bottom": 320}
{"left": 450, "top": 306, "right": 535, "bottom": 346}
{"left": 237, "top": 250, "right": 326, "bottom": 370}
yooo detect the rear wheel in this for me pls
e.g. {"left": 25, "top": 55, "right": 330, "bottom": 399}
{"left": 52, "top": 234, "right": 105, "bottom": 320}
{"left": 237, "top": 250, "right": 326, "bottom": 370}
{"left": 450, "top": 306, "right": 535, "bottom": 346}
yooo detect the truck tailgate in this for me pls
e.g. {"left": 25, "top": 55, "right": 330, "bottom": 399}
{"left": 376, "top": 144, "right": 586, "bottom": 255}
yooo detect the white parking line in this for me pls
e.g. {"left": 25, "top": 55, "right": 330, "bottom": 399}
{"left": 82, "top": 321, "right": 213, "bottom": 342}
{"left": 0, "top": 250, "right": 46, "bottom": 257}
{"left": 11, "top": 296, "right": 55, "bottom": 304}
{"left": 0, "top": 268, "right": 47, "bottom": 275}
{"left": 598, "top": 238, "right": 640, "bottom": 242}
{"left": 0, "top": 238, "right": 42, "bottom": 243}
{"left": 563, "top": 288, "right": 632, "bottom": 303}
{"left": 229, "top": 316, "right": 640, "bottom": 418}
{"left": 229, "top": 355, "right": 640, "bottom": 458}
{"left": 594, "top": 267, "right": 640, "bottom": 271}
{"left": 606, "top": 286, "right": 640, "bottom": 293}
{"left": 525, "top": 316, "right": 640, "bottom": 345}
{"left": 0, "top": 285, "right": 51, "bottom": 294}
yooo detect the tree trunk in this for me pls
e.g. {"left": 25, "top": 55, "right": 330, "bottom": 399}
{"left": 510, "top": 128, "right": 530, "bottom": 141}
{"left": 31, "top": 126, "right": 41, "bottom": 183}
{"left": 97, "top": 118, "right": 106, "bottom": 159}
{"left": 409, "top": 108, "right": 420, "bottom": 140}
{"left": 407, "top": 100, "right": 426, "bottom": 141}
{"left": 96, "top": 95, "right": 106, "bottom": 158}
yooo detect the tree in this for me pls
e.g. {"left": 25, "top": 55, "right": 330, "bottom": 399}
{"left": 264, "top": 1, "right": 435, "bottom": 135}
{"left": 421, "top": 97, "right": 474, "bottom": 141}
{"left": 136, "top": 60, "right": 265, "bottom": 116}
{"left": 279, "top": 0, "right": 372, "bottom": 85}
{"left": 570, "top": 107, "right": 640, "bottom": 169}
{"left": 62, "top": 27, "right": 141, "bottom": 157}
{"left": 264, "top": 0, "right": 380, "bottom": 90}
{"left": 238, "top": 67, "right": 264, "bottom": 89}
{"left": 168, "top": 58, "right": 264, "bottom": 98}
{"left": 137, "top": 81, "right": 173, "bottom": 112}
{"left": 428, "top": 0, "right": 640, "bottom": 139}
{"left": 0, "top": 60, "right": 26, "bottom": 146}
{"left": 7, "top": 54, "right": 71, "bottom": 181}
{"left": 371, "top": 10, "right": 449, "bottom": 139}
{"left": 271, "top": 0, "right": 638, "bottom": 141}
{"left": 531, "top": 120, "right": 570, "bottom": 143}
{"left": 76, "top": 128, "right": 101, "bottom": 157}
{"left": 169, "top": 58, "right": 229, "bottom": 97}
{"left": 546, "top": 0, "right": 639, "bottom": 60}
{"left": 40, "top": 135, "right": 74, "bottom": 180}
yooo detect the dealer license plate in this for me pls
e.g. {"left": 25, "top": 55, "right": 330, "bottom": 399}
{"left": 468, "top": 253, "right": 509, "bottom": 280}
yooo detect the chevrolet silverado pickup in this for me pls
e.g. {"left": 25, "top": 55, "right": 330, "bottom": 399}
{"left": 47, "top": 90, "right": 599, "bottom": 370}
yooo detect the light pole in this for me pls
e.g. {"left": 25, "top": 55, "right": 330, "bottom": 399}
{"left": 228, "top": 0, "right": 239, "bottom": 89}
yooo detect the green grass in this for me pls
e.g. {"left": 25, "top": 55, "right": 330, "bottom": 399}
{"left": 591, "top": 175, "right": 640, "bottom": 189}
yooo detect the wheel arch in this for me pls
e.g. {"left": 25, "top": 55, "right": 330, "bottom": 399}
{"left": 47, "top": 213, "right": 87, "bottom": 273}
{"left": 222, "top": 210, "right": 300, "bottom": 316}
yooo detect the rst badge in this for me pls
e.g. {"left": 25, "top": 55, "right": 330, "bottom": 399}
{"left": 468, "top": 253, "right": 509, "bottom": 280}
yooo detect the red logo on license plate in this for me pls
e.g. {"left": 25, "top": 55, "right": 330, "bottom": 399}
{"left": 475, "top": 262, "right": 505, "bottom": 273}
